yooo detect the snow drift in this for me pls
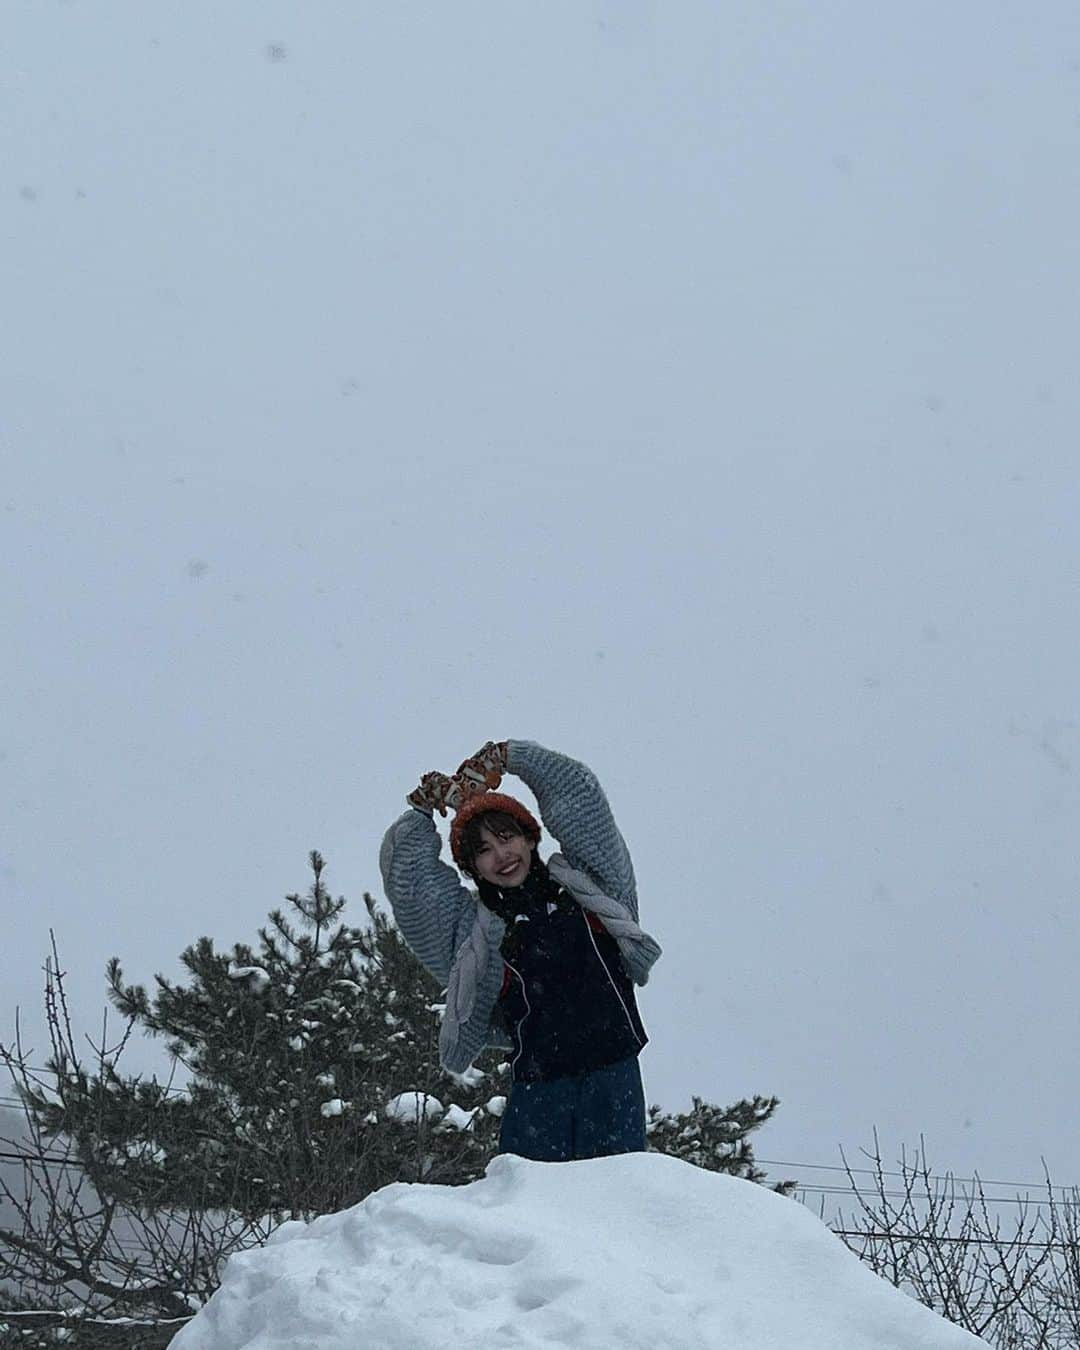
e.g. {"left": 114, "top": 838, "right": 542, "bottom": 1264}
{"left": 172, "top": 1152, "right": 987, "bottom": 1349}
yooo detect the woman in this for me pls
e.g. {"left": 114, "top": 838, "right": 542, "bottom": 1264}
{"left": 379, "top": 739, "right": 661, "bottom": 1162}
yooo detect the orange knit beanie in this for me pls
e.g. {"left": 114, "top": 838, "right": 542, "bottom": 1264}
{"left": 449, "top": 791, "right": 542, "bottom": 873}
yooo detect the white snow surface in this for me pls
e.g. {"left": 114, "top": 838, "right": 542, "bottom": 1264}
{"left": 226, "top": 964, "right": 270, "bottom": 992}
{"left": 383, "top": 1091, "right": 443, "bottom": 1124}
{"left": 172, "top": 1152, "right": 986, "bottom": 1349}
{"left": 441, "top": 1103, "right": 478, "bottom": 1131}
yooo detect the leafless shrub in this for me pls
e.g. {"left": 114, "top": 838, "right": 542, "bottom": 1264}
{"left": 829, "top": 1131, "right": 1080, "bottom": 1348}
{"left": 0, "top": 941, "right": 273, "bottom": 1349}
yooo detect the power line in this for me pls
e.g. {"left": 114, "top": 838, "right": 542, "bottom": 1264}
{"left": 0, "top": 1148, "right": 82, "bottom": 1170}
{"left": 829, "top": 1229, "right": 1077, "bottom": 1253}
{"left": 794, "top": 1182, "right": 1064, "bottom": 1210}
{"left": 0, "top": 1144, "right": 1075, "bottom": 1214}
{"left": 7, "top": 1072, "right": 1080, "bottom": 1197}
{"left": 760, "top": 1157, "right": 1078, "bottom": 1197}
{"left": 0, "top": 1310, "right": 193, "bottom": 1327}
{"left": 4, "top": 1070, "right": 192, "bottom": 1101}
{"left": 2, "top": 1160, "right": 1079, "bottom": 1258}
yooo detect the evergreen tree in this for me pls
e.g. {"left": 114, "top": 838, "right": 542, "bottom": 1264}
{"left": 24, "top": 853, "right": 507, "bottom": 1222}
{"left": 20, "top": 853, "right": 788, "bottom": 1227}
{"left": 647, "top": 1095, "right": 794, "bottom": 1192}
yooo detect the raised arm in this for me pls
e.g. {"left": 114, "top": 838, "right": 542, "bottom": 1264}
{"left": 379, "top": 808, "right": 477, "bottom": 986}
{"left": 505, "top": 740, "right": 639, "bottom": 918}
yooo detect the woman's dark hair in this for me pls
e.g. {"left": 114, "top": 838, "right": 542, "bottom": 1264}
{"left": 457, "top": 810, "right": 536, "bottom": 878}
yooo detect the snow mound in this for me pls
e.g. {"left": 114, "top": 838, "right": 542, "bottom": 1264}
{"left": 173, "top": 1152, "right": 987, "bottom": 1349}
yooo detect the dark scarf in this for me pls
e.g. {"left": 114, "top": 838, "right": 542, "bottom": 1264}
{"left": 476, "top": 850, "right": 563, "bottom": 923}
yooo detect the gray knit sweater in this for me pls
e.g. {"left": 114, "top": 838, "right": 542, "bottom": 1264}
{"left": 379, "top": 740, "right": 660, "bottom": 1072}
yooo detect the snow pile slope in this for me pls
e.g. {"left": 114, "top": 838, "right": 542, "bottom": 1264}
{"left": 173, "top": 1152, "right": 987, "bottom": 1349}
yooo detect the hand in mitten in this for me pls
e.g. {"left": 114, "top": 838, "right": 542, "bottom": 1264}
{"left": 407, "top": 771, "right": 456, "bottom": 817}
{"left": 455, "top": 741, "right": 508, "bottom": 795}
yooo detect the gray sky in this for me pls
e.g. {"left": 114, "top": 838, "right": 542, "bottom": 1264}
{"left": 4, "top": 1, "right": 1079, "bottom": 1192}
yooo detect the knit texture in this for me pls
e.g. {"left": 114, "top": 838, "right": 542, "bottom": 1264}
{"left": 546, "top": 855, "right": 661, "bottom": 984}
{"left": 449, "top": 791, "right": 541, "bottom": 872}
{"left": 379, "top": 740, "right": 657, "bottom": 1073}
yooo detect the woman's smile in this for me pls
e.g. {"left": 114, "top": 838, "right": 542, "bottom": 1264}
{"left": 473, "top": 826, "right": 535, "bottom": 887}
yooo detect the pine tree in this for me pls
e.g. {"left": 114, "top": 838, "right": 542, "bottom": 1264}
{"left": 24, "top": 853, "right": 508, "bottom": 1222}
{"left": 19, "top": 852, "right": 787, "bottom": 1228}
{"left": 647, "top": 1095, "right": 794, "bottom": 1192}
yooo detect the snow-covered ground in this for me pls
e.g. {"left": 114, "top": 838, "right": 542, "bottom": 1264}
{"left": 173, "top": 1152, "right": 987, "bottom": 1349}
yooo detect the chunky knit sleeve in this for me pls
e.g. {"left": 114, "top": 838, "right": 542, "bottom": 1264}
{"left": 506, "top": 740, "right": 639, "bottom": 920}
{"left": 379, "top": 808, "right": 477, "bottom": 985}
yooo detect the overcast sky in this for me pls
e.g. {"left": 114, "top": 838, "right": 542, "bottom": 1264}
{"left": 4, "top": 0, "right": 1079, "bottom": 1195}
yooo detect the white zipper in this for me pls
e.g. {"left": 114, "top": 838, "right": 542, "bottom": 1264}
{"left": 502, "top": 956, "right": 531, "bottom": 1080}
{"left": 582, "top": 911, "right": 644, "bottom": 1049}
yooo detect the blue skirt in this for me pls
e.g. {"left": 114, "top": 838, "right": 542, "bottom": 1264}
{"left": 498, "top": 1055, "right": 647, "bottom": 1162}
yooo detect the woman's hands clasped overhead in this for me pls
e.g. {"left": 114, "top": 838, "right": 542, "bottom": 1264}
{"left": 407, "top": 741, "right": 509, "bottom": 816}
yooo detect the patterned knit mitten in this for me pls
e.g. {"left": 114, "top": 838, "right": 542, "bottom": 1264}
{"left": 407, "top": 771, "right": 457, "bottom": 818}
{"left": 455, "top": 741, "right": 508, "bottom": 796}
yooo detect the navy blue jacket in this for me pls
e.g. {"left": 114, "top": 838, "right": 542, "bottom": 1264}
{"left": 478, "top": 854, "right": 648, "bottom": 1083}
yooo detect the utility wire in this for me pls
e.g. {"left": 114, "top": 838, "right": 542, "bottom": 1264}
{"left": 759, "top": 1157, "right": 1077, "bottom": 1196}
{"left": 0, "top": 1148, "right": 81, "bottom": 1169}
{"left": 760, "top": 1154, "right": 1068, "bottom": 1188}
{"left": 7, "top": 1073, "right": 1080, "bottom": 1196}
{"left": 793, "top": 1183, "right": 1064, "bottom": 1210}
{"left": 829, "top": 1229, "right": 1077, "bottom": 1252}
{"left": 0, "top": 1146, "right": 1074, "bottom": 1213}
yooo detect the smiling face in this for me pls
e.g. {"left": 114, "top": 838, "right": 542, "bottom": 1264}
{"left": 469, "top": 823, "right": 536, "bottom": 888}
